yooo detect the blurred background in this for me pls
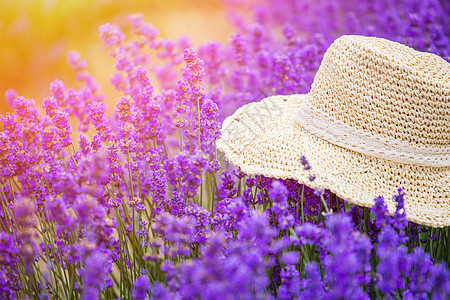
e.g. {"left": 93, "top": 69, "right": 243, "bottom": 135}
{"left": 0, "top": 0, "right": 233, "bottom": 115}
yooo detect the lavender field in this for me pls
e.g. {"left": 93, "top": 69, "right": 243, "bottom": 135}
{"left": 1, "top": 0, "right": 449, "bottom": 299}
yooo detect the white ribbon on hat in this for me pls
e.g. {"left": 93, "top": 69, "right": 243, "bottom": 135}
{"left": 295, "top": 97, "right": 450, "bottom": 167}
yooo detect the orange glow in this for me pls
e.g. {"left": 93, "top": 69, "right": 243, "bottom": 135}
{"left": 0, "top": 0, "right": 233, "bottom": 115}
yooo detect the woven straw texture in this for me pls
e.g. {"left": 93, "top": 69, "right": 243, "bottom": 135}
{"left": 217, "top": 35, "right": 450, "bottom": 228}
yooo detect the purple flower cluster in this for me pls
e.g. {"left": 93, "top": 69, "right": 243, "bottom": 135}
{"left": 161, "top": 212, "right": 276, "bottom": 299}
{"left": 1, "top": 0, "right": 450, "bottom": 299}
{"left": 368, "top": 189, "right": 450, "bottom": 299}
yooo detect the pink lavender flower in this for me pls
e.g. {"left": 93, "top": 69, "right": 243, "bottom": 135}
{"left": 4, "top": 88, "right": 18, "bottom": 106}
{"left": 49, "top": 80, "right": 66, "bottom": 104}
{"left": 99, "top": 23, "right": 125, "bottom": 47}
{"left": 128, "top": 13, "right": 159, "bottom": 42}
{"left": 89, "top": 101, "right": 111, "bottom": 141}
{"left": 182, "top": 48, "right": 205, "bottom": 86}
{"left": 67, "top": 50, "right": 87, "bottom": 71}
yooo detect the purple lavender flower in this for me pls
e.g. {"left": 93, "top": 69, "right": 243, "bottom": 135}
{"left": 377, "top": 246, "right": 410, "bottom": 295}
{"left": 281, "top": 251, "right": 299, "bottom": 265}
{"left": 268, "top": 180, "right": 288, "bottom": 205}
{"left": 218, "top": 171, "right": 237, "bottom": 198}
{"left": 164, "top": 150, "right": 206, "bottom": 199}
{"left": 12, "top": 197, "right": 40, "bottom": 273}
{"left": 406, "top": 247, "right": 432, "bottom": 298}
{"left": 293, "top": 222, "right": 328, "bottom": 248}
{"left": 349, "top": 205, "right": 362, "bottom": 228}
{"left": 46, "top": 196, "right": 76, "bottom": 235}
{"left": 429, "top": 262, "right": 450, "bottom": 300}
{"left": 200, "top": 98, "right": 221, "bottom": 155}
{"left": 278, "top": 264, "right": 300, "bottom": 300}
{"left": 212, "top": 196, "right": 250, "bottom": 232}
{"left": 371, "top": 196, "right": 390, "bottom": 229}
{"left": 149, "top": 282, "right": 172, "bottom": 300}
{"left": 376, "top": 226, "right": 410, "bottom": 295}
{"left": 391, "top": 188, "right": 408, "bottom": 243}
{"left": 82, "top": 250, "right": 113, "bottom": 299}
{"left": 0, "top": 232, "right": 19, "bottom": 267}
{"left": 322, "top": 214, "right": 371, "bottom": 299}
{"left": 132, "top": 275, "right": 150, "bottom": 300}
{"left": 0, "top": 266, "right": 17, "bottom": 300}
{"left": 170, "top": 228, "right": 272, "bottom": 299}
{"left": 237, "top": 211, "right": 277, "bottom": 252}
{"left": 299, "top": 156, "right": 311, "bottom": 170}
{"left": 299, "top": 262, "right": 326, "bottom": 299}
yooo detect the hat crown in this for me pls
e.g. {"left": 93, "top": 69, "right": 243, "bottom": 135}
{"left": 299, "top": 35, "right": 450, "bottom": 166}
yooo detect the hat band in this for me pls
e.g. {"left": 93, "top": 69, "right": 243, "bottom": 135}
{"left": 295, "top": 98, "right": 449, "bottom": 167}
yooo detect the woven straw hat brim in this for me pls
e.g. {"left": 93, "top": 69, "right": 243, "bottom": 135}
{"left": 217, "top": 94, "right": 450, "bottom": 228}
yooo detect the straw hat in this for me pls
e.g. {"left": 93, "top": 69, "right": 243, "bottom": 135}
{"left": 217, "top": 35, "right": 450, "bottom": 228}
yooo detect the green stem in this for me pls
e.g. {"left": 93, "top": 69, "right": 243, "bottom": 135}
{"left": 197, "top": 94, "right": 201, "bottom": 151}
{"left": 320, "top": 193, "right": 330, "bottom": 213}
{"left": 180, "top": 127, "right": 183, "bottom": 153}
{"left": 211, "top": 174, "right": 220, "bottom": 216}
{"left": 0, "top": 186, "right": 13, "bottom": 233}
{"left": 300, "top": 185, "right": 305, "bottom": 224}
{"left": 364, "top": 207, "right": 370, "bottom": 236}
{"left": 199, "top": 175, "right": 203, "bottom": 207}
